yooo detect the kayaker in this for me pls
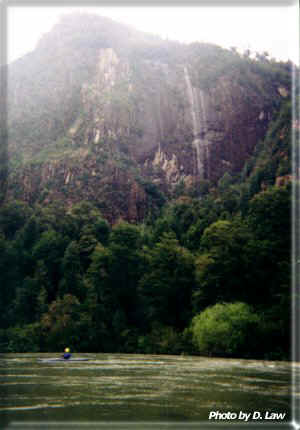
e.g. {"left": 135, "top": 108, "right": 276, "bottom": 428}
{"left": 63, "top": 347, "right": 72, "bottom": 360}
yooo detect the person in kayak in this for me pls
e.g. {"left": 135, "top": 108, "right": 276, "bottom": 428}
{"left": 63, "top": 347, "right": 72, "bottom": 360}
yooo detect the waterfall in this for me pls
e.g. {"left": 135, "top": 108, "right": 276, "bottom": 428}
{"left": 199, "top": 89, "right": 207, "bottom": 128}
{"left": 183, "top": 67, "right": 199, "bottom": 136}
{"left": 183, "top": 66, "right": 207, "bottom": 178}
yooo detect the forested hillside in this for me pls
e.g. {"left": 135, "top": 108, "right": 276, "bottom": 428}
{"left": 0, "top": 97, "right": 292, "bottom": 358}
{"left": 0, "top": 13, "right": 296, "bottom": 359}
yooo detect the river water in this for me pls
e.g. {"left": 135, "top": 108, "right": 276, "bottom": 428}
{"left": 0, "top": 353, "right": 295, "bottom": 429}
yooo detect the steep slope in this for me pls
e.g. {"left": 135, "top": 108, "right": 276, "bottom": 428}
{"left": 7, "top": 13, "right": 292, "bottom": 223}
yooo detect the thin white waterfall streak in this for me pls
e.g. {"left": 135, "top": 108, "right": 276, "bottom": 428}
{"left": 183, "top": 66, "right": 207, "bottom": 178}
{"left": 183, "top": 66, "right": 199, "bottom": 135}
{"left": 199, "top": 89, "right": 207, "bottom": 128}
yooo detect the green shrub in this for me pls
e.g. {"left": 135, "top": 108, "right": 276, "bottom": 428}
{"left": 190, "top": 302, "right": 261, "bottom": 358}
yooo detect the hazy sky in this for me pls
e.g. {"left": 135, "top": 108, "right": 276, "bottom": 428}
{"left": 7, "top": 5, "right": 299, "bottom": 65}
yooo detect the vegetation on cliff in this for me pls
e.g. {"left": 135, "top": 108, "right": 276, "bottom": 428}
{"left": 0, "top": 107, "right": 291, "bottom": 358}
{"left": 1, "top": 14, "right": 295, "bottom": 359}
{"left": 7, "top": 13, "right": 293, "bottom": 224}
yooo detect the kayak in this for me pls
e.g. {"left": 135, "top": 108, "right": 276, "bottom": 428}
{"left": 38, "top": 358, "right": 90, "bottom": 363}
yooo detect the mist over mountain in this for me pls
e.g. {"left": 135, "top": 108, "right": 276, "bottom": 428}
{"left": 7, "top": 13, "right": 292, "bottom": 222}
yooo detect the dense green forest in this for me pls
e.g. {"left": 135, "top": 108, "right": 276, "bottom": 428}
{"left": 0, "top": 97, "right": 292, "bottom": 360}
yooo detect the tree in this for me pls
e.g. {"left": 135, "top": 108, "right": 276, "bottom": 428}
{"left": 86, "top": 243, "right": 114, "bottom": 316}
{"left": 139, "top": 233, "right": 195, "bottom": 329}
{"left": 14, "top": 215, "right": 42, "bottom": 280}
{"left": 109, "top": 221, "right": 141, "bottom": 249}
{"left": 16, "top": 215, "right": 42, "bottom": 250}
{"left": 86, "top": 240, "right": 137, "bottom": 352}
{"left": 247, "top": 185, "right": 290, "bottom": 249}
{"left": 244, "top": 185, "right": 290, "bottom": 309}
{"left": 40, "top": 294, "right": 80, "bottom": 350}
{"left": 193, "top": 219, "right": 252, "bottom": 309}
{"left": 59, "top": 240, "right": 85, "bottom": 300}
{"left": 0, "top": 200, "right": 32, "bottom": 240}
{"left": 13, "top": 277, "right": 41, "bottom": 325}
{"left": 32, "top": 229, "right": 66, "bottom": 300}
{"left": 6, "top": 323, "right": 41, "bottom": 353}
{"left": 190, "top": 302, "right": 261, "bottom": 357}
{"left": 69, "top": 201, "right": 107, "bottom": 239}
{"left": 108, "top": 222, "right": 144, "bottom": 327}
{"left": 0, "top": 235, "right": 20, "bottom": 328}
{"left": 35, "top": 202, "right": 75, "bottom": 238}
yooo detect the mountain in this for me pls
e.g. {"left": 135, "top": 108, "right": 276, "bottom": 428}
{"left": 0, "top": 13, "right": 295, "bottom": 358}
{"left": 6, "top": 13, "right": 292, "bottom": 223}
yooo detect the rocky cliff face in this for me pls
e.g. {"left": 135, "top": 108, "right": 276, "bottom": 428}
{"left": 7, "top": 13, "right": 292, "bottom": 223}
